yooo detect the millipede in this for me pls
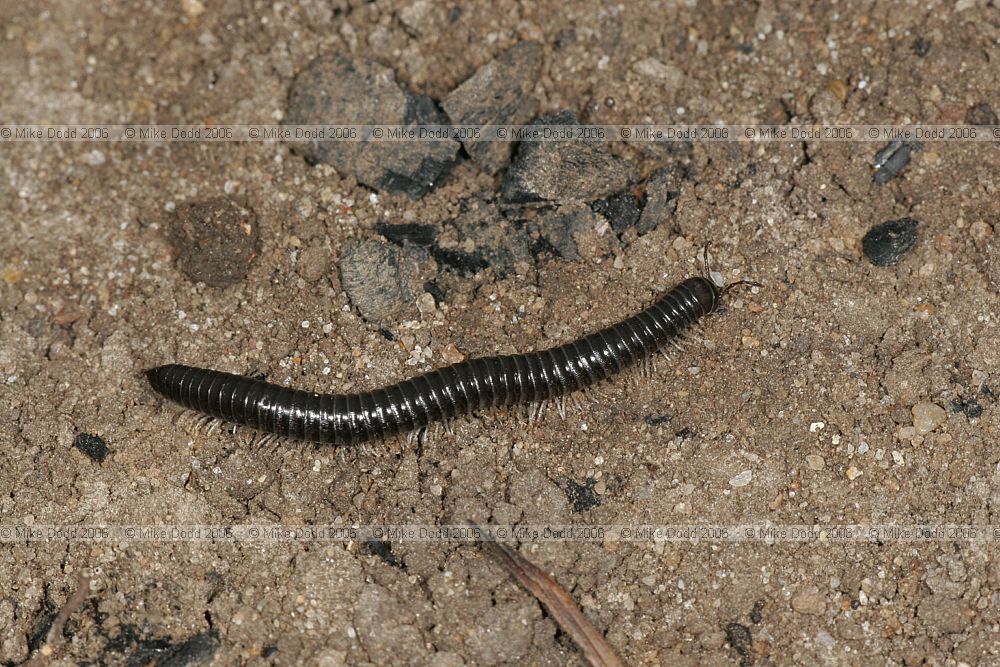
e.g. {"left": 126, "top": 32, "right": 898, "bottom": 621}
{"left": 147, "top": 262, "right": 758, "bottom": 446}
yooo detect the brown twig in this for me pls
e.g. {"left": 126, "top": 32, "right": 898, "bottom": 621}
{"left": 23, "top": 573, "right": 90, "bottom": 667}
{"left": 481, "top": 540, "right": 624, "bottom": 667}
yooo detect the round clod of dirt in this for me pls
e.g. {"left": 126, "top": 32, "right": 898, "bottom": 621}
{"left": 169, "top": 198, "right": 259, "bottom": 287}
{"left": 862, "top": 217, "right": 919, "bottom": 266}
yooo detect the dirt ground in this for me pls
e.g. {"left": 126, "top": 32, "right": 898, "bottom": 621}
{"left": 2, "top": 1, "right": 1000, "bottom": 665}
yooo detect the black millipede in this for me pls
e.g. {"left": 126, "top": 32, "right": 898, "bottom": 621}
{"left": 147, "top": 272, "right": 758, "bottom": 446}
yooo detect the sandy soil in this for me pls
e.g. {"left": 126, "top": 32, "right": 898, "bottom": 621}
{"left": 2, "top": 1, "right": 999, "bottom": 665}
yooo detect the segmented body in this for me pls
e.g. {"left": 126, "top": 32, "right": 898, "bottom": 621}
{"left": 147, "top": 276, "right": 721, "bottom": 445}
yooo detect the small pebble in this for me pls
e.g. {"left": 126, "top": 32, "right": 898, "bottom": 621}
{"left": 339, "top": 240, "right": 424, "bottom": 323}
{"left": 416, "top": 292, "right": 436, "bottom": 314}
{"left": 912, "top": 37, "right": 932, "bottom": 57}
{"left": 181, "top": 0, "right": 206, "bottom": 17}
{"left": 969, "top": 220, "right": 992, "bottom": 243}
{"left": 590, "top": 191, "right": 641, "bottom": 233}
{"left": 846, "top": 465, "right": 862, "bottom": 480}
{"left": 965, "top": 102, "right": 998, "bottom": 127}
{"left": 729, "top": 470, "right": 753, "bottom": 487}
{"left": 872, "top": 140, "right": 920, "bottom": 184}
{"left": 790, "top": 588, "right": 826, "bottom": 615}
{"left": 297, "top": 245, "right": 330, "bottom": 283}
{"left": 440, "top": 343, "right": 465, "bottom": 364}
{"left": 725, "top": 623, "right": 753, "bottom": 659}
{"left": 912, "top": 402, "right": 946, "bottom": 433}
{"left": 862, "top": 218, "right": 919, "bottom": 266}
{"left": 806, "top": 454, "right": 825, "bottom": 470}
{"left": 73, "top": 433, "right": 109, "bottom": 463}
{"left": 84, "top": 149, "right": 106, "bottom": 166}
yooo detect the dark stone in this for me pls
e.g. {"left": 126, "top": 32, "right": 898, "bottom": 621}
{"left": 500, "top": 111, "right": 637, "bottom": 206}
{"left": 339, "top": 240, "right": 429, "bottom": 323}
{"left": 591, "top": 191, "right": 641, "bottom": 233}
{"left": 285, "top": 54, "right": 460, "bottom": 197}
{"left": 528, "top": 233, "right": 562, "bottom": 260}
{"left": 966, "top": 102, "right": 998, "bottom": 127}
{"left": 862, "top": 218, "right": 919, "bottom": 266}
{"left": 531, "top": 204, "right": 600, "bottom": 260}
{"left": 423, "top": 280, "right": 446, "bottom": 304}
{"left": 158, "top": 632, "right": 219, "bottom": 667}
{"left": 100, "top": 626, "right": 218, "bottom": 666}
{"left": 27, "top": 599, "right": 57, "bottom": 652}
{"left": 951, "top": 398, "right": 983, "bottom": 419}
{"left": 73, "top": 433, "right": 109, "bottom": 463}
{"left": 364, "top": 539, "right": 403, "bottom": 568}
{"left": 564, "top": 478, "right": 601, "bottom": 513}
{"left": 644, "top": 413, "right": 671, "bottom": 426}
{"left": 169, "top": 198, "right": 259, "bottom": 287}
{"left": 637, "top": 166, "right": 682, "bottom": 234}
{"left": 750, "top": 600, "right": 765, "bottom": 624}
{"left": 873, "top": 140, "right": 920, "bottom": 184}
{"left": 441, "top": 199, "right": 531, "bottom": 276}
{"left": 912, "top": 37, "right": 932, "bottom": 57}
{"left": 725, "top": 622, "right": 754, "bottom": 666}
{"left": 442, "top": 42, "right": 543, "bottom": 174}
{"left": 375, "top": 222, "right": 438, "bottom": 247}
{"left": 430, "top": 247, "right": 489, "bottom": 276}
